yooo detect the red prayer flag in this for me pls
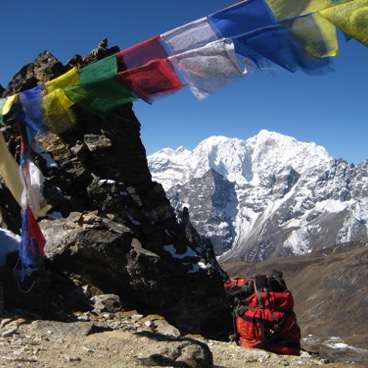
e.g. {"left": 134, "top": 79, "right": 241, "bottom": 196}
{"left": 26, "top": 206, "right": 46, "bottom": 259}
{"left": 118, "top": 59, "right": 185, "bottom": 104}
{"left": 117, "top": 36, "right": 169, "bottom": 70}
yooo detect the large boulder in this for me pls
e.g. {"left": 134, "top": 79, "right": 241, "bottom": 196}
{"left": 0, "top": 40, "right": 232, "bottom": 340}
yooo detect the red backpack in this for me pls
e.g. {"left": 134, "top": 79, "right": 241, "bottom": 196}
{"left": 225, "top": 271, "right": 301, "bottom": 356}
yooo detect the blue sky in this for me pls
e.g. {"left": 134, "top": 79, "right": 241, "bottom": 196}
{"left": 1, "top": 0, "right": 367, "bottom": 164}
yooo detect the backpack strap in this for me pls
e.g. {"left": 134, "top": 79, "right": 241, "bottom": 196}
{"left": 254, "top": 275, "right": 268, "bottom": 307}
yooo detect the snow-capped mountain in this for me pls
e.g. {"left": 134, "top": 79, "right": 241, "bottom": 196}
{"left": 148, "top": 130, "right": 368, "bottom": 263}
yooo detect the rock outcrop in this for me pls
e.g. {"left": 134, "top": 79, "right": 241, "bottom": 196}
{"left": 0, "top": 40, "right": 231, "bottom": 340}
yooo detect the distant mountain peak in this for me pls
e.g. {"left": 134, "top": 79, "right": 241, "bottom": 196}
{"left": 148, "top": 131, "right": 368, "bottom": 263}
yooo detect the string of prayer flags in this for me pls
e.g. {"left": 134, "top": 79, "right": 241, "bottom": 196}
{"left": 319, "top": 0, "right": 368, "bottom": 47}
{"left": 1, "top": 0, "right": 366, "bottom": 132}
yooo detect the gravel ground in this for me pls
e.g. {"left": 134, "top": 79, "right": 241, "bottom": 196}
{"left": 0, "top": 311, "right": 366, "bottom": 368}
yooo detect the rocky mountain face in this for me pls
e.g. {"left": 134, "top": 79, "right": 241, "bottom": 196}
{"left": 0, "top": 42, "right": 232, "bottom": 340}
{"left": 148, "top": 131, "right": 368, "bottom": 263}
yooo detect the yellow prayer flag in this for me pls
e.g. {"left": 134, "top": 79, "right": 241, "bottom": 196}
{"left": 45, "top": 66, "right": 80, "bottom": 93}
{"left": 290, "top": 13, "right": 339, "bottom": 58}
{"left": 265, "top": 0, "right": 338, "bottom": 58}
{"left": 2, "top": 93, "right": 19, "bottom": 116}
{"left": 320, "top": 0, "right": 368, "bottom": 47}
{"left": 42, "top": 89, "right": 77, "bottom": 133}
{"left": 0, "top": 131, "right": 23, "bottom": 206}
{"left": 265, "top": 0, "right": 331, "bottom": 19}
{"left": 43, "top": 67, "right": 80, "bottom": 131}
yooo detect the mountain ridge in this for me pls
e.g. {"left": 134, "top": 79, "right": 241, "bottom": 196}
{"left": 148, "top": 130, "right": 368, "bottom": 263}
{"left": 149, "top": 130, "right": 334, "bottom": 188}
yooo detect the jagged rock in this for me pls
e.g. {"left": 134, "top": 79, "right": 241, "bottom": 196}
{"left": 83, "top": 133, "right": 112, "bottom": 152}
{"left": 0, "top": 40, "right": 231, "bottom": 340}
{"left": 92, "top": 294, "right": 126, "bottom": 314}
{"left": 137, "top": 315, "right": 181, "bottom": 337}
{"left": 135, "top": 337, "right": 213, "bottom": 368}
{"left": 3, "top": 51, "right": 66, "bottom": 96}
{"left": 38, "top": 211, "right": 231, "bottom": 338}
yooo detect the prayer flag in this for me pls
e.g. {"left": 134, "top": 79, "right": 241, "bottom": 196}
{"left": 0, "top": 131, "right": 23, "bottom": 206}
{"left": 43, "top": 89, "right": 77, "bottom": 133}
{"left": 265, "top": 0, "right": 331, "bottom": 19}
{"left": 320, "top": 0, "right": 368, "bottom": 47}
{"left": 19, "top": 206, "right": 46, "bottom": 272}
{"left": 117, "top": 36, "right": 169, "bottom": 70}
{"left": 234, "top": 21, "right": 332, "bottom": 74}
{"left": 64, "top": 55, "right": 137, "bottom": 116}
{"left": 43, "top": 66, "right": 80, "bottom": 132}
{"left": 17, "top": 116, "right": 36, "bottom": 163}
{"left": 2, "top": 93, "right": 19, "bottom": 116}
{"left": 19, "top": 157, "right": 50, "bottom": 218}
{"left": 208, "top": 0, "right": 337, "bottom": 60}
{"left": 170, "top": 38, "right": 246, "bottom": 100}
{"left": 80, "top": 54, "right": 117, "bottom": 83}
{"left": 65, "top": 78, "right": 137, "bottom": 116}
{"left": 265, "top": 0, "right": 338, "bottom": 58}
{"left": 0, "top": 98, "right": 6, "bottom": 125}
{"left": 208, "top": 0, "right": 276, "bottom": 38}
{"left": 118, "top": 59, "right": 185, "bottom": 104}
{"left": 14, "top": 86, "right": 47, "bottom": 133}
{"left": 286, "top": 13, "right": 338, "bottom": 58}
{"left": 161, "top": 17, "right": 219, "bottom": 55}
{"left": 45, "top": 66, "right": 80, "bottom": 93}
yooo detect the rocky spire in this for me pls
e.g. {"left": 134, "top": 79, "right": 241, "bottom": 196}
{"left": 0, "top": 40, "right": 232, "bottom": 340}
